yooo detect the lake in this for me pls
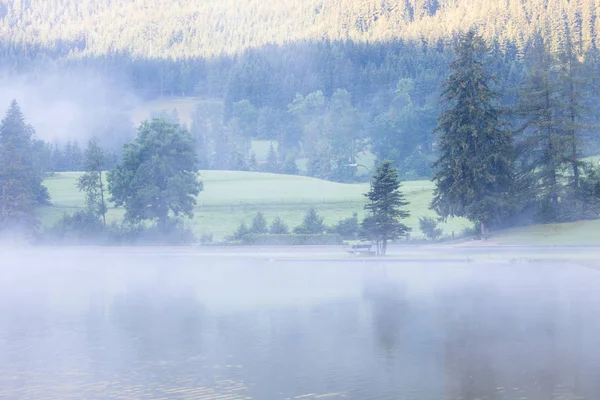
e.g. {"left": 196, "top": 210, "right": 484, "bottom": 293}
{"left": 1, "top": 248, "right": 600, "bottom": 399}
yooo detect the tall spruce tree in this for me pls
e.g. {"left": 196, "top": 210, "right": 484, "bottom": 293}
{"left": 362, "top": 160, "right": 410, "bottom": 255}
{"left": 0, "top": 100, "right": 48, "bottom": 232}
{"left": 431, "top": 30, "right": 514, "bottom": 238}
{"left": 77, "top": 138, "right": 108, "bottom": 227}
{"left": 553, "top": 29, "right": 590, "bottom": 192}
{"left": 515, "top": 37, "right": 568, "bottom": 221}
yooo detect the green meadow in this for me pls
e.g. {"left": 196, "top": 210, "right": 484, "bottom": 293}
{"left": 38, "top": 171, "right": 472, "bottom": 241}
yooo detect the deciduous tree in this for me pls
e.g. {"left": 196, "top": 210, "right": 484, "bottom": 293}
{"left": 108, "top": 118, "right": 203, "bottom": 231}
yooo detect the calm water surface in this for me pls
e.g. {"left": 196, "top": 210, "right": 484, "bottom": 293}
{"left": 1, "top": 250, "right": 600, "bottom": 399}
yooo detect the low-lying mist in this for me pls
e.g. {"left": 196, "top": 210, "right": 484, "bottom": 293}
{"left": 0, "top": 69, "right": 139, "bottom": 148}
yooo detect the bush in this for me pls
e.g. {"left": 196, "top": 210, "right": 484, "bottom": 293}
{"left": 241, "top": 233, "right": 343, "bottom": 245}
{"left": 293, "top": 208, "right": 326, "bottom": 234}
{"left": 419, "top": 216, "right": 443, "bottom": 241}
{"left": 199, "top": 233, "right": 214, "bottom": 244}
{"left": 108, "top": 218, "right": 196, "bottom": 245}
{"left": 43, "top": 210, "right": 106, "bottom": 244}
{"left": 329, "top": 212, "right": 360, "bottom": 239}
{"left": 269, "top": 217, "right": 289, "bottom": 234}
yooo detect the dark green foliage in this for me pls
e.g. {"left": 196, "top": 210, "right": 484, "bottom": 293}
{"left": 329, "top": 213, "right": 360, "bottom": 240}
{"left": 241, "top": 233, "right": 342, "bottom": 246}
{"left": 362, "top": 160, "right": 410, "bottom": 255}
{"left": 269, "top": 216, "right": 289, "bottom": 234}
{"left": 515, "top": 37, "right": 566, "bottom": 217}
{"left": 0, "top": 100, "right": 49, "bottom": 232}
{"left": 108, "top": 118, "right": 203, "bottom": 231}
{"left": 431, "top": 30, "right": 515, "bottom": 237}
{"left": 293, "top": 208, "right": 326, "bottom": 234}
{"left": 77, "top": 138, "right": 108, "bottom": 227}
{"left": 250, "top": 211, "right": 268, "bottom": 234}
{"left": 419, "top": 216, "right": 443, "bottom": 241}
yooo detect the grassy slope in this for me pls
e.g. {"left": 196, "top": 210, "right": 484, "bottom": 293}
{"left": 492, "top": 220, "right": 600, "bottom": 246}
{"left": 39, "top": 171, "right": 472, "bottom": 240}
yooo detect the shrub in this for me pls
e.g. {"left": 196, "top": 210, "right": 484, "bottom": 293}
{"left": 108, "top": 218, "right": 196, "bottom": 245}
{"left": 293, "top": 208, "right": 326, "bottom": 234}
{"left": 241, "top": 234, "right": 343, "bottom": 246}
{"left": 329, "top": 212, "right": 360, "bottom": 239}
{"left": 43, "top": 210, "right": 106, "bottom": 243}
{"left": 419, "top": 216, "right": 443, "bottom": 241}
{"left": 199, "top": 233, "right": 214, "bottom": 244}
{"left": 269, "top": 217, "right": 289, "bottom": 234}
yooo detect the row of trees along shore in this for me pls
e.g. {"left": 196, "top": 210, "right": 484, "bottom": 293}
{"left": 1, "top": 29, "right": 599, "bottom": 249}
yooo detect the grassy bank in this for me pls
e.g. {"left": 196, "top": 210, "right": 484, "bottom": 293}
{"left": 491, "top": 219, "right": 600, "bottom": 246}
{"left": 38, "top": 171, "right": 472, "bottom": 240}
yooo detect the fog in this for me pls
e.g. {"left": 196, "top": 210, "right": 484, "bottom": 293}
{"left": 1, "top": 247, "right": 600, "bottom": 399}
{"left": 0, "top": 70, "right": 139, "bottom": 147}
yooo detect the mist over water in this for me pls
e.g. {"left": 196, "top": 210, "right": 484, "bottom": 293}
{"left": 1, "top": 249, "right": 600, "bottom": 399}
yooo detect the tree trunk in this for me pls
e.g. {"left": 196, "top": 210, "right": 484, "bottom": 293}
{"left": 480, "top": 221, "right": 487, "bottom": 240}
{"left": 382, "top": 238, "right": 387, "bottom": 256}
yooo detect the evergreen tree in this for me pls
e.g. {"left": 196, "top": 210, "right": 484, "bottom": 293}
{"left": 108, "top": 119, "right": 203, "bottom": 231}
{"left": 362, "top": 160, "right": 410, "bottom": 255}
{"left": 0, "top": 100, "right": 48, "bottom": 232}
{"left": 250, "top": 211, "right": 268, "bottom": 234}
{"left": 265, "top": 143, "right": 279, "bottom": 173}
{"left": 280, "top": 154, "right": 299, "bottom": 175}
{"left": 269, "top": 216, "right": 289, "bottom": 234}
{"left": 231, "top": 221, "right": 250, "bottom": 241}
{"left": 515, "top": 37, "right": 568, "bottom": 221}
{"left": 248, "top": 152, "right": 258, "bottom": 171}
{"left": 554, "top": 31, "right": 591, "bottom": 191}
{"left": 431, "top": 30, "right": 514, "bottom": 238}
{"left": 77, "top": 138, "right": 108, "bottom": 227}
{"left": 293, "top": 208, "right": 326, "bottom": 234}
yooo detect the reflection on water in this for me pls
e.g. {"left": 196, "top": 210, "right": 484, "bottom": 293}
{"left": 1, "top": 252, "right": 600, "bottom": 399}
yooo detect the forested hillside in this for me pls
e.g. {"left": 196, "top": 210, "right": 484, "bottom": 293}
{"left": 1, "top": 0, "right": 597, "bottom": 57}
{"left": 1, "top": 0, "right": 600, "bottom": 184}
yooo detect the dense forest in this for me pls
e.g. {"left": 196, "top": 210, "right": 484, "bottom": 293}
{"left": 1, "top": 0, "right": 600, "bottom": 182}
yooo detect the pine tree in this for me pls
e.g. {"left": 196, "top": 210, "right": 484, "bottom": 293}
{"left": 515, "top": 37, "right": 568, "bottom": 221}
{"left": 431, "top": 30, "right": 515, "bottom": 238}
{"left": 77, "top": 138, "right": 108, "bottom": 227}
{"left": 269, "top": 216, "right": 289, "bottom": 234}
{"left": 0, "top": 100, "right": 48, "bottom": 232}
{"left": 293, "top": 208, "right": 326, "bottom": 234}
{"left": 265, "top": 143, "right": 279, "bottom": 173}
{"left": 250, "top": 211, "right": 268, "bottom": 234}
{"left": 362, "top": 160, "right": 410, "bottom": 255}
